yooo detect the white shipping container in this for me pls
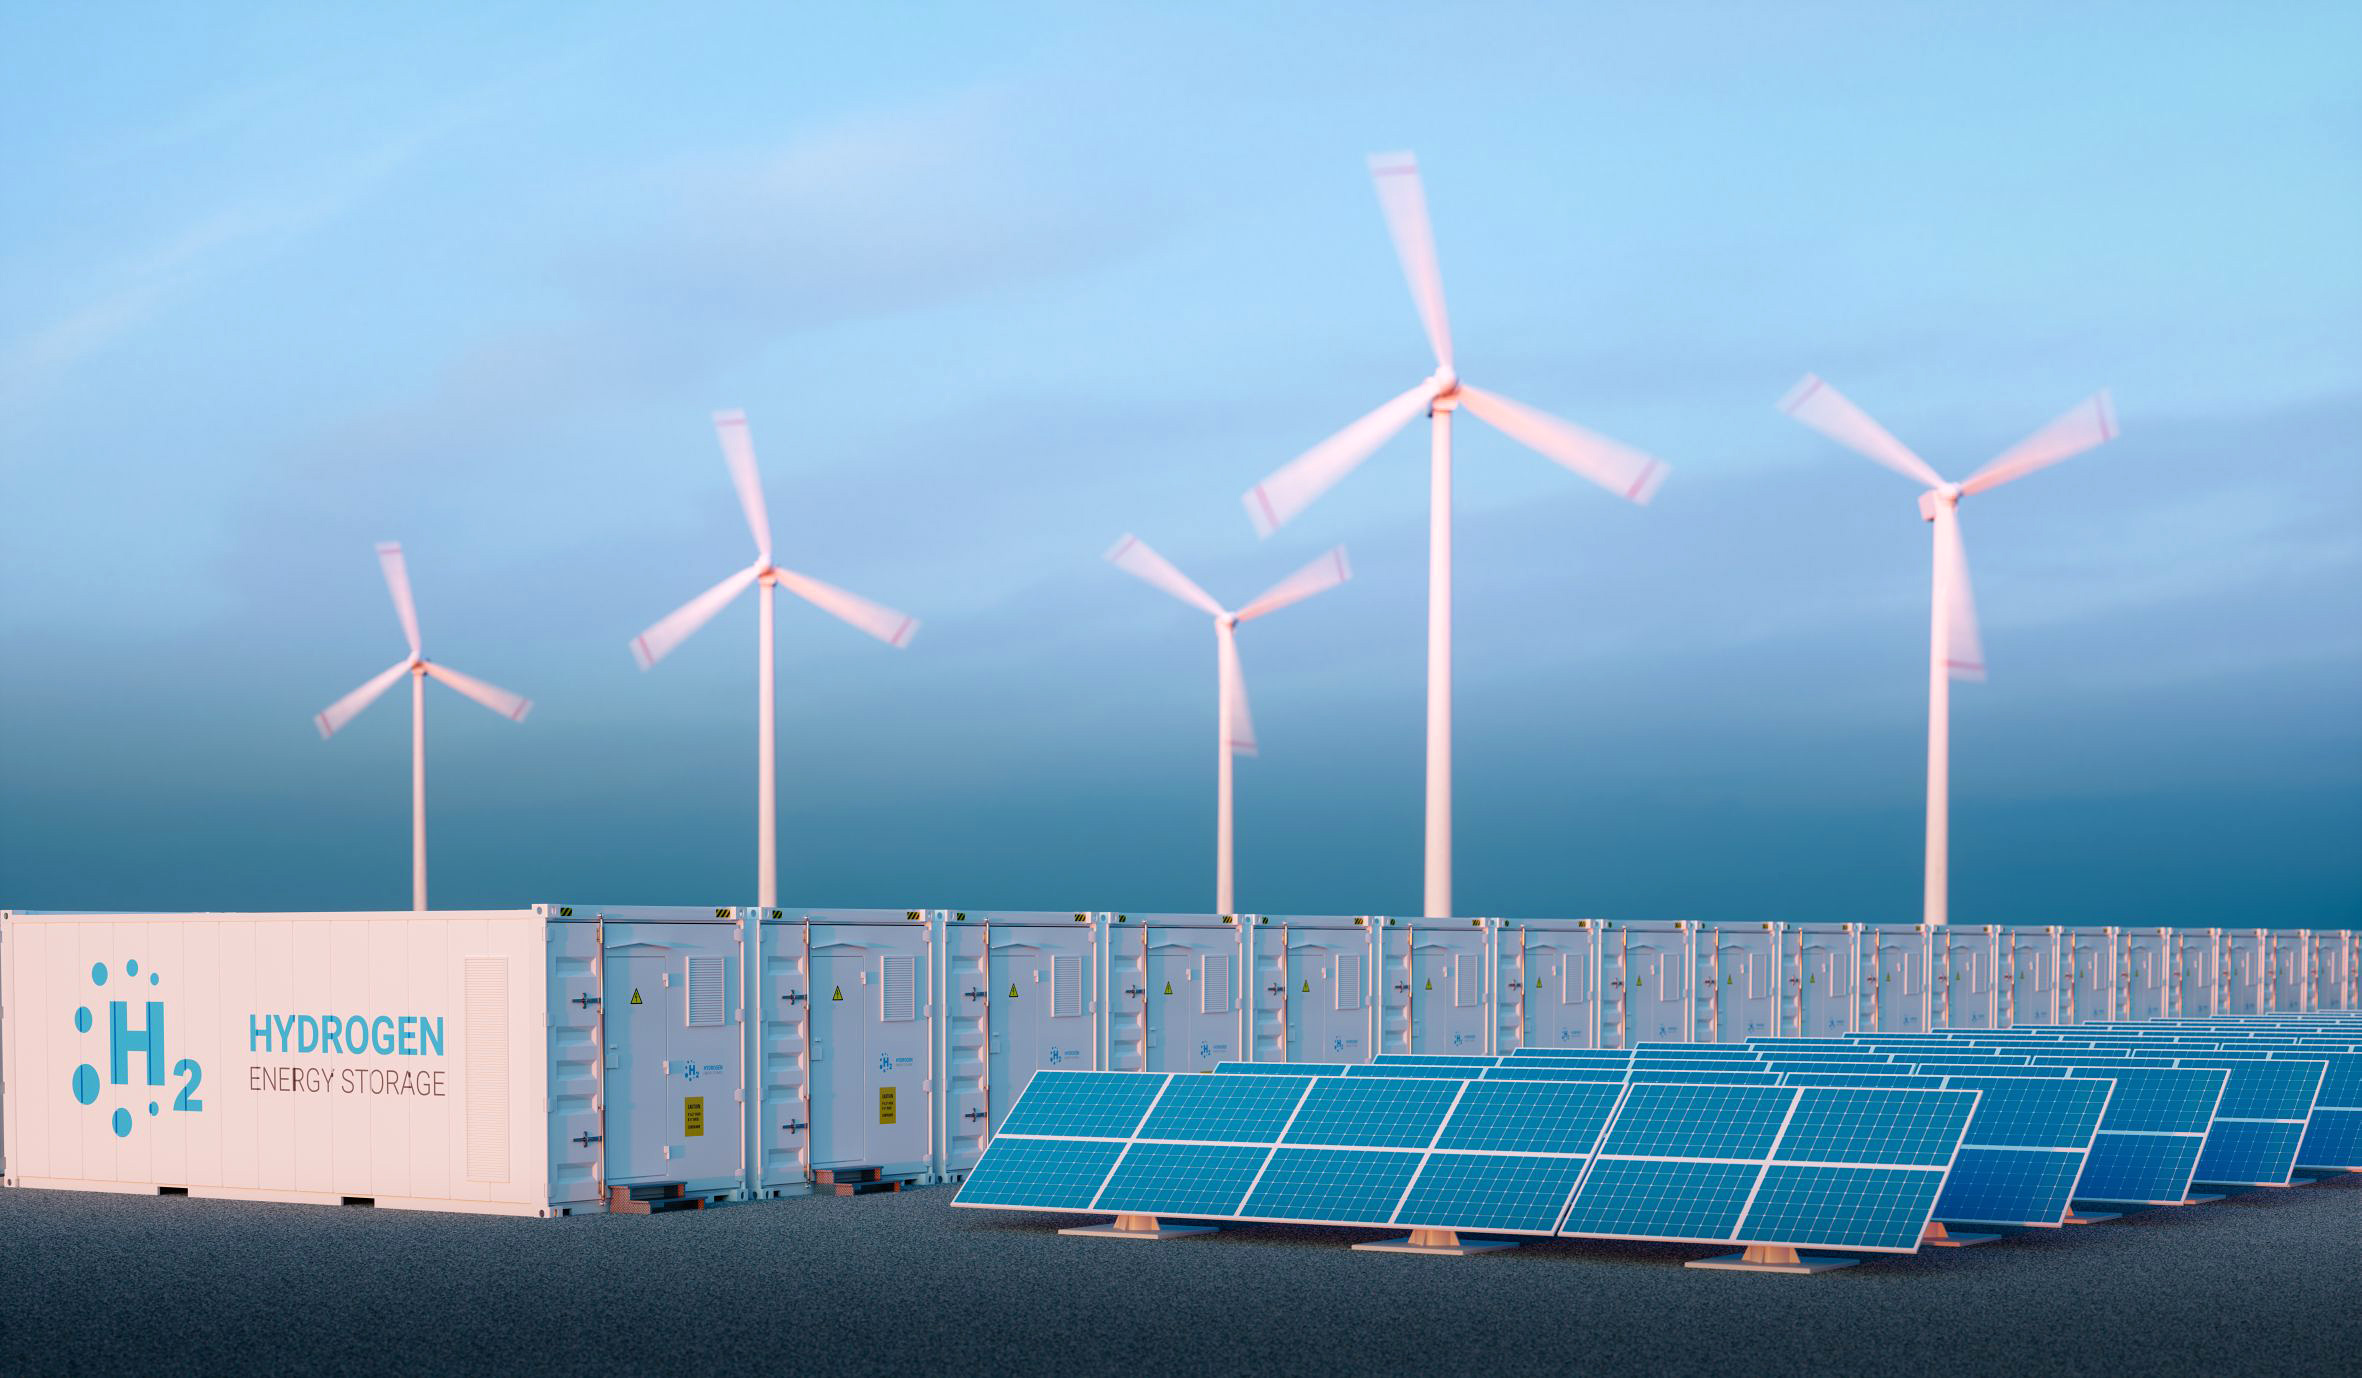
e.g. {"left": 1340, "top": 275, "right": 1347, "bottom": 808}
{"left": 0, "top": 905, "right": 746, "bottom": 1216}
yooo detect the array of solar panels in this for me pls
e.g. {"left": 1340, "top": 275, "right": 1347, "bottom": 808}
{"left": 952, "top": 1014, "right": 2360, "bottom": 1261}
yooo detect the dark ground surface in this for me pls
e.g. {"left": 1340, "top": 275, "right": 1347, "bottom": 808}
{"left": 3, "top": 1175, "right": 2357, "bottom": 1377}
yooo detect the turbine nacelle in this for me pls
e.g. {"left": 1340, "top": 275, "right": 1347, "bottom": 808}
{"left": 1918, "top": 484, "right": 1963, "bottom": 521}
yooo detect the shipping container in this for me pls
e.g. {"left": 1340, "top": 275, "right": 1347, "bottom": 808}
{"left": 1495, "top": 919, "right": 1603, "bottom": 1050}
{"left": 1103, "top": 913, "right": 1246, "bottom": 1073}
{"left": 1244, "top": 914, "right": 1377, "bottom": 1065}
{"left": 2062, "top": 927, "right": 2116, "bottom": 1022}
{"left": 2001, "top": 927, "right": 2062, "bottom": 1027}
{"left": 1935, "top": 926, "right": 2001, "bottom": 1029}
{"left": 1862, "top": 926, "right": 1933, "bottom": 1032}
{"left": 0, "top": 905, "right": 744, "bottom": 1216}
{"left": 1703, "top": 923, "right": 1780, "bottom": 1042}
{"left": 1373, "top": 917, "right": 1494, "bottom": 1054}
{"left": 1598, "top": 923, "right": 1696, "bottom": 1047}
{"left": 935, "top": 909, "right": 1101, "bottom": 1181}
{"left": 2222, "top": 929, "right": 2270, "bottom": 1014}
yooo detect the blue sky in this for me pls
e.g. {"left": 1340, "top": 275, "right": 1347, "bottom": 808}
{"left": 2, "top": 2, "right": 2356, "bottom": 923}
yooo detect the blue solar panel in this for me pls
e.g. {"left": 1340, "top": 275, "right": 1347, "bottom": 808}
{"left": 1561, "top": 1158, "right": 1760, "bottom": 1239}
{"left": 1284, "top": 1077, "right": 1461, "bottom": 1148}
{"left": 2076, "top": 1065, "right": 2226, "bottom": 1134}
{"left": 2072, "top": 1132, "right": 2205, "bottom": 1204}
{"left": 1433, "top": 1079, "right": 1620, "bottom": 1155}
{"left": 1371, "top": 1054, "right": 1499, "bottom": 1066}
{"left": 1215, "top": 1061, "right": 1342, "bottom": 1076}
{"left": 1950, "top": 1076, "right": 2114, "bottom": 1152}
{"left": 1347, "top": 1062, "right": 1493, "bottom": 1078}
{"left": 1482, "top": 1064, "right": 1627, "bottom": 1082}
{"left": 1241, "top": 1147, "right": 1423, "bottom": 1223}
{"left": 1624, "top": 1069, "right": 1782, "bottom": 1087}
{"left": 1135, "top": 1073, "right": 1308, "bottom": 1142}
{"left": 1741, "top": 1165, "right": 1947, "bottom": 1251}
{"left": 1562, "top": 1084, "right": 1979, "bottom": 1253}
{"left": 1937, "top": 1148, "right": 2087, "bottom": 1226}
{"left": 1910, "top": 1061, "right": 2069, "bottom": 1078}
{"left": 995, "top": 1070, "right": 1169, "bottom": 1138}
{"left": 1394, "top": 1154, "right": 1590, "bottom": 1234}
{"left": 2298, "top": 1110, "right": 2362, "bottom": 1169}
{"left": 1092, "top": 1142, "right": 1268, "bottom": 1217}
{"left": 1780, "top": 1072, "right": 1935, "bottom": 1089}
{"left": 2192, "top": 1121, "right": 2309, "bottom": 1187}
{"left": 1596, "top": 1083, "right": 1793, "bottom": 1159}
{"left": 953, "top": 1136, "right": 1127, "bottom": 1209}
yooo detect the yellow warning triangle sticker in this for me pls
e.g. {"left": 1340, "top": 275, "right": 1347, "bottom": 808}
{"left": 831, "top": 985, "right": 844, "bottom": 1001}
{"left": 629, "top": 988, "right": 642, "bottom": 1006}
{"left": 1162, "top": 981, "right": 1174, "bottom": 996}
{"left": 1300, "top": 980, "right": 1310, "bottom": 993}
{"left": 1007, "top": 983, "right": 1020, "bottom": 998}
{"left": 1423, "top": 979, "right": 1432, "bottom": 991}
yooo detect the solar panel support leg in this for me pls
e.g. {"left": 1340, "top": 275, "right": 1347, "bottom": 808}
{"left": 1058, "top": 1213, "right": 1217, "bottom": 1242}
{"left": 1920, "top": 1221, "right": 1999, "bottom": 1247}
{"left": 1353, "top": 1228, "right": 1517, "bottom": 1256}
{"left": 2060, "top": 1208, "right": 2121, "bottom": 1225}
{"left": 1686, "top": 1244, "right": 1859, "bottom": 1274}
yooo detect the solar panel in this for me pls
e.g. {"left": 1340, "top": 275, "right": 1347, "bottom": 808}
{"left": 1481, "top": 1064, "right": 1628, "bottom": 1082}
{"left": 2132, "top": 1056, "right": 2325, "bottom": 1187}
{"left": 995, "top": 1069, "right": 1171, "bottom": 1139}
{"left": 2280, "top": 1051, "right": 2362, "bottom": 1170}
{"left": 1214, "top": 1061, "right": 1342, "bottom": 1076}
{"left": 2057, "top": 1065, "right": 2228, "bottom": 1205}
{"left": 1624, "top": 1070, "right": 1782, "bottom": 1086}
{"left": 1934, "top": 1076, "right": 2114, "bottom": 1227}
{"left": 1370, "top": 1054, "right": 1502, "bottom": 1067}
{"left": 1560, "top": 1083, "right": 1980, "bottom": 1254}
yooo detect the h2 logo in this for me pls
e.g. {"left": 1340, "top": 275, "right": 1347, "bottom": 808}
{"left": 71, "top": 960, "right": 203, "bottom": 1139}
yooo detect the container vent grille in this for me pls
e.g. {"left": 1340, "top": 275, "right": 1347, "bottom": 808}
{"left": 1052, "top": 954, "right": 1083, "bottom": 1018}
{"left": 463, "top": 956, "right": 511, "bottom": 1183}
{"left": 1334, "top": 954, "right": 1364, "bottom": 1012}
{"left": 881, "top": 955, "right": 917, "bottom": 1023}
{"left": 1201, "top": 953, "right": 1232, "bottom": 1015}
{"left": 685, "top": 955, "right": 726, "bottom": 1027}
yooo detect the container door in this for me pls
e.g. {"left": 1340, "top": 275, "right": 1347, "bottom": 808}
{"left": 1514, "top": 929, "right": 1597, "bottom": 1050}
{"left": 987, "top": 932, "right": 1096, "bottom": 1128}
{"left": 1794, "top": 928, "right": 1855, "bottom": 1037}
{"left": 1286, "top": 935, "right": 1369, "bottom": 1064}
{"left": 1144, "top": 930, "right": 1239, "bottom": 1072}
{"left": 2062, "top": 930, "right": 2112, "bottom": 1022}
{"left": 1408, "top": 932, "right": 1486, "bottom": 1053}
{"left": 809, "top": 936, "right": 931, "bottom": 1174}
{"left": 2122, "top": 932, "right": 2167, "bottom": 1020}
{"left": 2273, "top": 934, "right": 2310, "bottom": 1011}
{"left": 1623, "top": 937, "right": 1689, "bottom": 1043}
{"left": 1710, "top": 931, "right": 1777, "bottom": 1042}
{"left": 601, "top": 949, "right": 675, "bottom": 1185}
{"left": 1869, "top": 931, "right": 1928, "bottom": 1033}
{"left": 545, "top": 925, "right": 604, "bottom": 1209}
{"left": 939, "top": 923, "right": 990, "bottom": 1176}
{"left": 2006, "top": 931, "right": 2060, "bottom": 1027}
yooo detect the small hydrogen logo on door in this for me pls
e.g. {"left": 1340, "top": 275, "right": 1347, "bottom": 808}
{"left": 71, "top": 959, "right": 204, "bottom": 1139}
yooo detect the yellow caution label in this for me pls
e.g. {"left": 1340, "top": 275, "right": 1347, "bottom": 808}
{"left": 629, "top": 988, "right": 643, "bottom": 1006}
{"left": 1300, "top": 980, "right": 1310, "bottom": 993}
{"left": 684, "top": 1096, "right": 705, "bottom": 1137}
{"left": 831, "top": 985, "right": 844, "bottom": 1001}
{"left": 1423, "top": 979, "right": 1432, "bottom": 991}
{"left": 1007, "top": 982, "right": 1020, "bottom": 998}
{"left": 879, "top": 1087, "right": 897, "bottom": 1125}
{"left": 1162, "top": 981, "right": 1174, "bottom": 996}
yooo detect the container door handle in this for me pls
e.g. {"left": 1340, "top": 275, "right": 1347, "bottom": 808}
{"left": 573, "top": 1132, "right": 602, "bottom": 1147}
{"left": 781, "top": 989, "right": 807, "bottom": 1005}
{"left": 572, "top": 993, "right": 601, "bottom": 1009}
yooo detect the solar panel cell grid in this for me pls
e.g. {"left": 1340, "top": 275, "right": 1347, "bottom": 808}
{"left": 1596, "top": 1083, "right": 1793, "bottom": 1160}
{"left": 1241, "top": 1147, "right": 1423, "bottom": 1223}
{"left": 995, "top": 1071, "right": 1169, "bottom": 1139}
{"left": 954, "top": 1136, "right": 1127, "bottom": 1209}
{"left": 1433, "top": 1079, "right": 1621, "bottom": 1155}
{"left": 1394, "top": 1154, "right": 1591, "bottom": 1234}
{"left": 1560, "top": 1157, "right": 1760, "bottom": 1239}
{"left": 1284, "top": 1077, "right": 1462, "bottom": 1148}
{"left": 1775, "top": 1087, "right": 1978, "bottom": 1167}
{"left": 1741, "top": 1165, "right": 1948, "bottom": 1251}
{"left": 1093, "top": 1142, "right": 1269, "bottom": 1216}
{"left": 1135, "top": 1073, "right": 1308, "bottom": 1142}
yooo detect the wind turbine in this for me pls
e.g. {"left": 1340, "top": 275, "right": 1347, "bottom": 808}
{"left": 1241, "top": 152, "right": 1671, "bottom": 918}
{"left": 629, "top": 409, "right": 919, "bottom": 910}
{"left": 1776, "top": 375, "right": 2118, "bottom": 927}
{"left": 315, "top": 541, "right": 533, "bottom": 911}
{"left": 1105, "top": 535, "right": 1351, "bottom": 915}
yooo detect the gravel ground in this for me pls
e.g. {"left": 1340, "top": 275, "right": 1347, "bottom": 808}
{"left": 2, "top": 1175, "right": 2357, "bottom": 1377}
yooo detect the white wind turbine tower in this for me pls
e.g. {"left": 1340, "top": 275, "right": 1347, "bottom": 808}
{"left": 1105, "top": 535, "right": 1351, "bottom": 915}
{"left": 630, "top": 409, "right": 919, "bottom": 910}
{"left": 1777, "top": 375, "right": 2118, "bottom": 927}
{"left": 1242, "top": 152, "right": 1671, "bottom": 918}
{"left": 315, "top": 542, "right": 533, "bottom": 911}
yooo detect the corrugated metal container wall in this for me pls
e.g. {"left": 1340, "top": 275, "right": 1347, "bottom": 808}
{"left": 1597, "top": 922, "right": 1695, "bottom": 1047}
{"left": 0, "top": 906, "right": 743, "bottom": 1215}
{"left": 1104, "top": 914, "right": 1245, "bottom": 1073}
{"left": 1495, "top": 919, "right": 1603, "bottom": 1050}
{"left": 1245, "top": 914, "right": 1376, "bottom": 1065}
{"left": 936, "top": 909, "right": 1101, "bottom": 1181}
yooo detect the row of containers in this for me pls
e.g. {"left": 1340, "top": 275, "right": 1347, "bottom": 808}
{"left": 2, "top": 905, "right": 2355, "bottom": 1218}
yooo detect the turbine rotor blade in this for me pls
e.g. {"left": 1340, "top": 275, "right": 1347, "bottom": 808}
{"left": 1236, "top": 545, "right": 1352, "bottom": 622}
{"left": 423, "top": 661, "right": 533, "bottom": 721}
{"left": 630, "top": 563, "right": 762, "bottom": 669}
{"left": 1961, "top": 391, "right": 2118, "bottom": 496}
{"left": 1931, "top": 502, "right": 1986, "bottom": 682}
{"left": 376, "top": 542, "right": 422, "bottom": 658}
{"left": 1104, "top": 534, "right": 1224, "bottom": 617}
{"left": 1776, "top": 375, "right": 1948, "bottom": 489}
{"left": 1242, "top": 380, "right": 1437, "bottom": 537}
{"left": 713, "top": 409, "right": 774, "bottom": 562}
{"left": 1218, "top": 619, "right": 1257, "bottom": 758}
{"left": 1456, "top": 385, "right": 1669, "bottom": 504}
{"left": 1367, "top": 151, "right": 1453, "bottom": 371}
{"left": 770, "top": 566, "right": 919, "bottom": 647}
{"left": 316, "top": 658, "right": 413, "bottom": 740}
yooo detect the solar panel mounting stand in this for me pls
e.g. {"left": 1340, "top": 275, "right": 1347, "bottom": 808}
{"left": 1686, "top": 1245, "right": 1858, "bottom": 1274}
{"left": 1058, "top": 1213, "right": 1218, "bottom": 1242}
{"left": 2059, "top": 1208, "right": 2120, "bottom": 1225}
{"left": 2175, "top": 1192, "right": 2227, "bottom": 1205}
{"left": 1920, "top": 1222, "right": 1999, "bottom": 1247}
{"left": 1352, "top": 1228, "right": 1517, "bottom": 1257}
